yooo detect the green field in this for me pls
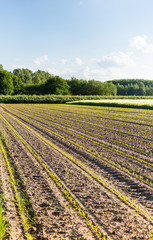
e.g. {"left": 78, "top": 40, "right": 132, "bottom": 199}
{"left": 68, "top": 98, "right": 153, "bottom": 109}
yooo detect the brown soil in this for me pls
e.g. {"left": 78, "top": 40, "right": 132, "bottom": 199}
{"left": 1, "top": 104, "right": 153, "bottom": 239}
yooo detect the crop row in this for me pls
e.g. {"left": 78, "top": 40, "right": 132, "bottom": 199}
{"left": 19, "top": 110, "right": 153, "bottom": 166}
{"left": 44, "top": 103, "right": 153, "bottom": 122}
{"left": 7, "top": 103, "right": 153, "bottom": 138}
{"left": 1, "top": 107, "right": 152, "bottom": 224}
{"left": 21, "top": 108, "right": 153, "bottom": 156}
{"left": 0, "top": 137, "right": 35, "bottom": 240}
{"left": 0, "top": 159, "right": 8, "bottom": 240}
{"left": 45, "top": 105, "right": 153, "bottom": 134}
{"left": 0, "top": 110, "right": 109, "bottom": 240}
{"left": 64, "top": 104, "right": 153, "bottom": 131}
{"left": 6, "top": 105, "right": 153, "bottom": 156}
{"left": 4, "top": 106, "right": 153, "bottom": 187}
{"left": 0, "top": 195, "right": 8, "bottom": 239}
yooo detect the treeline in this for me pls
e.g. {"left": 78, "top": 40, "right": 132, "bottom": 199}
{"left": 0, "top": 65, "right": 117, "bottom": 96}
{"left": 109, "top": 79, "right": 153, "bottom": 96}
{"left": 2, "top": 64, "right": 153, "bottom": 96}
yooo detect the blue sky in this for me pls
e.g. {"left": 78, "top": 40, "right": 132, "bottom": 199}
{"left": 1, "top": 0, "right": 153, "bottom": 81}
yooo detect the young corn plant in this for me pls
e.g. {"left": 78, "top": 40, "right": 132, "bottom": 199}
{"left": 0, "top": 113, "right": 109, "bottom": 240}
{"left": 0, "top": 195, "right": 8, "bottom": 240}
{"left": 0, "top": 139, "right": 35, "bottom": 240}
{"left": 1, "top": 109, "right": 152, "bottom": 222}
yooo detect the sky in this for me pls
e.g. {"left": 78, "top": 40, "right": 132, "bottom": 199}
{"left": 1, "top": 0, "right": 153, "bottom": 81}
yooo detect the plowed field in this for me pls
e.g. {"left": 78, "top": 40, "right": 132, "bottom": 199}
{"left": 0, "top": 104, "right": 153, "bottom": 240}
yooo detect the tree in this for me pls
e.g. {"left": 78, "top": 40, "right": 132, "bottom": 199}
{"left": 12, "top": 75, "right": 24, "bottom": 94}
{"left": 67, "top": 77, "right": 85, "bottom": 95}
{"left": 103, "top": 82, "right": 117, "bottom": 95}
{"left": 85, "top": 80, "right": 104, "bottom": 95}
{"left": 13, "top": 68, "right": 24, "bottom": 80}
{"left": 137, "top": 83, "right": 146, "bottom": 95}
{"left": 13, "top": 68, "right": 33, "bottom": 84}
{"left": 67, "top": 78, "right": 117, "bottom": 95}
{"left": 44, "top": 76, "right": 70, "bottom": 95}
{"left": 133, "top": 84, "right": 140, "bottom": 95}
{"left": 116, "top": 84, "right": 125, "bottom": 95}
{"left": 0, "top": 64, "right": 3, "bottom": 70}
{"left": 0, "top": 70, "right": 14, "bottom": 95}
{"left": 32, "top": 70, "right": 52, "bottom": 84}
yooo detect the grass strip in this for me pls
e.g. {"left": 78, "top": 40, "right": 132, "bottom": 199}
{"left": 0, "top": 109, "right": 152, "bottom": 223}
{"left": 0, "top": 95, "right": 124, "bottom": 104}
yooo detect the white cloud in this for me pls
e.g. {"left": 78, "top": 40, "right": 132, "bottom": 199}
{"left": 47, "top": 68, "right": 74, "bottom": 77}
{"left": 109, "top": 67, "right": 122, "bottom": 77}
{"left": 60, "top": 58, "right": 67, "bottom": 65}
{"left": 51, "top": 61, "right": 58, "bottom": 65}
{"left": 97, "top": 52, "right": 135, "bottom": 68}
{"left": 75, "top": 57, "right": 84, "bottom": 66}
{"left": 12, "top": 64, "right": 34, "bottom": 71}
{"left": 130, "top": 35, "right": 153, "bottom": 53}
{"left": 50, "top": 58, "right": 67, "bottom": 65}
{"left": 81, "top": 66, "right": 121, "bottom": 80}
{"left": 12, "top": 64, "right": 26, "bottom": 69}
{"left": 34, "top": 55, "right": 48, "bottom": 65}
{"left": 47, "top": 68, "right": 58, "bottom": 75}
{"left": 83, "top": 66, "right": 91, "bottom": 78}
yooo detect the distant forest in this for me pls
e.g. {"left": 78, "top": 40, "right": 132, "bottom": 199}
{"left": 1, "top": 64, "right": 153, "bottom": 96}
{"left": 108, "top": 79, "right": 153, "bottom": 96}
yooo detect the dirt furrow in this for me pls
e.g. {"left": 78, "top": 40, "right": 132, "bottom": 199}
{"left": 7, "top": 110, "right": 153, "bottom": 186}
{"left": 4, "top": 110, "right": 153, "bottom": 218}
{"left": 6, "top": 105, "right": 153, "bottom": 157}
{"left": 1, "top": 118, "right": 96, "bottom": 240}
{"left": 1, "top": 109, "right": 153, "bottom": 239}
{"left": 0, "top": 150, "right": 24, "bottom": 240}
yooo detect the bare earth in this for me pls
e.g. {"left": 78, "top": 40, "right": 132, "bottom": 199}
{"left": 0, "top": 104, "right": 153, "bottom": 239}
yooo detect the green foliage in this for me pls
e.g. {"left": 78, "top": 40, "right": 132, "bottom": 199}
{"left": 0, "top": 70, "right": 23, "bottom": 95}
{"left": 67, "top": 78, "right": 117, "bottom": 96}
{"left": 11, "top": 67, "right": 117, "bottom": 95}
{"left": 110, "top": 79, "right": 153, "bottom": 96}
{"left": 3, "top": 64, "right": 153, "bottom": 96}
{"left": 13, "top": 68, "right": 33, "bottom": 84}
{"left": 67, "top": 77, "right": 84, "bottom": 95}
{"left": 0, "top": 64, "right": 3, "bottom": 70}
{"left": 32, "top": 70, "right": 52, "bottom": 84}
{"left": 0, "top": 95, "right": 120, "bottom": 103}
{"left": 0, "top": 195, "right": 8, "bottom": 240}
{"left": 13, "top": 68, "right": 52, "bottom": 85}
{"left": 44, "top": 75, "right": 71, "bottom": 95}
{"left": 23, "top": 84, "right": 45, "bottom": 95}
{"left": 1, "top": 95, "right": 153, "bottom": 104}
{"left": 102, "top": 82, "right": 117, "bottom": 96}
{"left": 12, "top": 75, "right": 24, "bottom": 95}
{"left": 0, "top": 70, "right": 14, "bottom": 95}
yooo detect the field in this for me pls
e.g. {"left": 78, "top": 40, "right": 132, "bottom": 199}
{"left": 68, "top": 99, "right": 153, "bottom": 110}
{"left": 0, "top": 104, "right": 153, "bottom": 239}
{"left": 69, "top": 99, "right": 153, "bottom": 105}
